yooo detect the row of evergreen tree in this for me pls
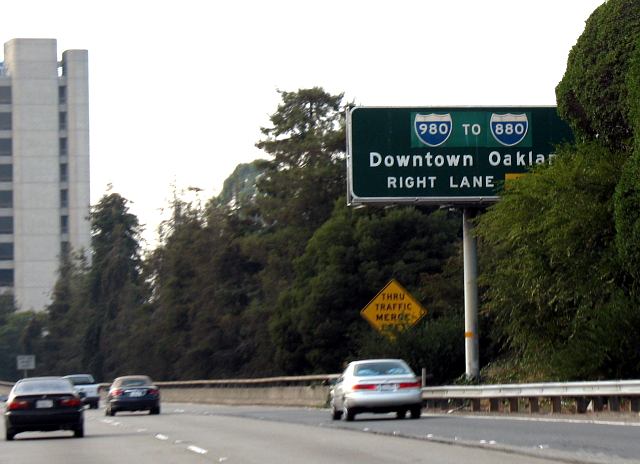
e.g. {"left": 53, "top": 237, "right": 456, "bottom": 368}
{"left": 2, "top": 0, "right": 640, "bottom": 384}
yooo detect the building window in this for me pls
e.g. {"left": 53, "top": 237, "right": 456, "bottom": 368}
{"left": 59, "top": 138, "right": 67, "bottom": 157}
{"left": 61, "top": 215, "right": 68, "bottom": 234}
{"left": 0, "top": 113, "right": 10, "bottom": 131}
{"left": 59, "top": 112, "right": 67, "bottom": 131}
{"left": 0, "top": 165, "right": 11, "bottom": 182}
{"left": 60, "top": 189, "right": 68, "bottom": 208}
{"left": 0, "top": 139, "right": 11, "bottom": 156}
{"left": 0, "top": 191, "right": 11, "bottom": 208}
{"left": 58, "top": 85, "right": 66, "bottom": 105}
{"left": 61, "top": 241, "right": 70, "bottom": 257}
{"left": 0, "top": 217, "right": 12, "bottom": 234}
{"left": 0, "top": 87, "right": 10, "bottom": 104}
{"left": 0, "top": 243, "right": 12, "bottom": 260}
{"left": 60, "top": 137, "right": 69, "bottom": 156}
{"left": 0, "top": 269, "right": 13, "bottom": 286}
{"left": 60, "top": 163, "right": 68, "bottom": 182}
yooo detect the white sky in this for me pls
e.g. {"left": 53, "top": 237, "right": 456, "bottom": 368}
{"left": 2, "top": 0, "right": 604, "bottom": 247}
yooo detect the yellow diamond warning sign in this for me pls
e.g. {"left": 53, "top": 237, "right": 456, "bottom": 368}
{"left": 361, "top": 279, "right": 427, "bottom": 334}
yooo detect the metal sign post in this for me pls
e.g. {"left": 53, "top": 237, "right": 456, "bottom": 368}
{"left": 463, "top": 208, "right": 479, "bottom": 379}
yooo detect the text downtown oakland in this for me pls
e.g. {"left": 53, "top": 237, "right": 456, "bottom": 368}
{"left": 365, "top": 111, "right": 556, "bottom": 191}
{"left": 369, "top": 149, "right": 552, "bottom": 190}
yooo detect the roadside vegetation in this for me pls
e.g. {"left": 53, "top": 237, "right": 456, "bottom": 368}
{"left": 2, "top": 0, "right": 640, "bottom": 384}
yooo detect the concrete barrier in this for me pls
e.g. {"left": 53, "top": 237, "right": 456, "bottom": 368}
{"left": 0, "top": 381, "right": 11, "bottom": 397}
{"left": 158, "top": 385, "right": 331, "bottom": 407}
{"left": 96, "top": 374, "right": 340, "bottom": 408}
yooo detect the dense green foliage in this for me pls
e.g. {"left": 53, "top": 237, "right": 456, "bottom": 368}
{"left": 476, "top": 143, "right": 640, "bottom": 380}
{"left": 556, "top": 0, "right": 640, "bottom": 150}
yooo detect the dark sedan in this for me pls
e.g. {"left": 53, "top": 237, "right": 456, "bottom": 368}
{"left": 105, "top": 375, "right": 160, "bottom": 416}
{"left": 4, "top": 376, "right": 84, "bottom": 440}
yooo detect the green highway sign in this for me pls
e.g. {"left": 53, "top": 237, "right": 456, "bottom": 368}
{"left": 347, "top": 106, "right": 573, "bottom": 205}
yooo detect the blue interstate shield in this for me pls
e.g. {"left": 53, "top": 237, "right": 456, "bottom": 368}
{"left": 414, "top": 113, "right": 452, "bottom": 147}
{"left": 490, "top": 113, "right": 529, "bottom": 146}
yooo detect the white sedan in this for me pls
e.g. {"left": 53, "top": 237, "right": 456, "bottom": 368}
{"left": 330, "top": 359, "right": 423, "bottom": 421}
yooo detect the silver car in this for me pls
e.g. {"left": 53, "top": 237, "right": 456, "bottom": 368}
{"left": 330, "top": 359, "right": 422, "bottom": 421}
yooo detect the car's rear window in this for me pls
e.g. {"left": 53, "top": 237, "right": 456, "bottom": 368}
{"left": 66, "top": 375, "right": 94, "bottom": 385}
{"left": 118, "top": 377, "right": 152, "bottom": 387}
{"left": 15, "top": 379, "right": 72, "bottom": 394}
{"left": 354, "top": 362, "right": 410, "bottom": 376}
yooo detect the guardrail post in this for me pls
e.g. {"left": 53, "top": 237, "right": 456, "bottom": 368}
{"left": 551, "top": 397, "right": 562, "bottom": 413}
{"left": 631, "top": 398, "right": 640, "bottom": 412}
{"left": 489, "top": 398, "right": 500, "bottom": 412}
{"left": 593, "top": 397, "right": 603, "bottom": 412}
{"left": 576, "top": 397, "right": 588, "bottom": 414}
{"left": 528, "top": 397, "right": 539, "bottom": 413}
{"left": 471, "top": 399, "right": 481, "bottom": 412}
{"left": 609, "top": 396, "right": 620, "bottom": 412}
{"left": 508, "top": 398, "right": 518, "bottom": 413}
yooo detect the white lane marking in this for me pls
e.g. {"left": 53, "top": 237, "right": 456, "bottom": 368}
{"left": 101, "top": 419, "right": 121, "bottom": 426}
{"left": 155, "top": 434, "right": 169, "bottom": 441}
{"left": 449, "top": 414, "right": 640, "bottom": 427}
{"left": 174, "top": 408, "right": 185, "bottom": 413}
{"left": 137, "top": 428, "right": 147, "bottom": 432}
{"left": 187, "top": 445, "right": 208, "bottom": 455}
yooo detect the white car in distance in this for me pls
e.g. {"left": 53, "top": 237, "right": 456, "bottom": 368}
{"left": 63, "top": 374, "right": 100, "bottom": 409}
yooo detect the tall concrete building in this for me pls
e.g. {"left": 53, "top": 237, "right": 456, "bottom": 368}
{"left": 0, "top": 39, "right": 90, "bottom": 311}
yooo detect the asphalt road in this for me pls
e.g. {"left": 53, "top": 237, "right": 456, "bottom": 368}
{"left": 2, "top": 403, "right": 639, "bottom": 464}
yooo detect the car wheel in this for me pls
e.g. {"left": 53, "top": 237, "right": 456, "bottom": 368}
{"left": 343, "top": 406, "right": 356, "bottom": 422}
{"left": 5, "top": 428, "right": 15, "bottom": 441}
{"left": 331, "top": 404, "right": 342, "bottom": 420}
{"left": 150, "top": 406, "right": 160, "bottom": 415}
{"left": 74, "top": 423, "right": 84, "bottom": 438}
{"left": 396, "top": 409, "right": 407, "bottom": 419}
{"left": 90, "top": 401, "right": 99, "bottom": 410}
{"left": 410, "top": 406, "right": 422, "bottom": 419}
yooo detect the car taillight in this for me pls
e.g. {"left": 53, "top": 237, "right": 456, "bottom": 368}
{"left": 352, "top": 384, "right": 377, "bottom": 391}
{"left": 7, "top": 399, "right": 29, "bottom": 410}
{"left": 60, "top": 398, "right": 82, "bottom": 407}
{"left": 148, "top": 388, "right": 159, "bottom": 395}
{"left": 111, "top": 389, "right": 123, "bottom": 397}
{"left": 399, "top": 381, "right": 421, "bottom": 389}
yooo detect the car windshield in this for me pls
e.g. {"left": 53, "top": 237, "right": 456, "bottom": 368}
{"left": 354, "top": 361, "right": 410, "bottom": 376}
{"left": 66, "top": 375, "right": 94, "bottom": 385}
{"left": 119, "top": 377, "right": 152, "bottom": 387}
{"left": 15, "top": 379, "right": 72, "bottom": 394}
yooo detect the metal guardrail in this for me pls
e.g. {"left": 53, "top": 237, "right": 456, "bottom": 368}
{"left": 422, "top": 380, "right": 640, "bottom": 398}
{"left": 422, "top": 380, "right": 640, "bottom": 414}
